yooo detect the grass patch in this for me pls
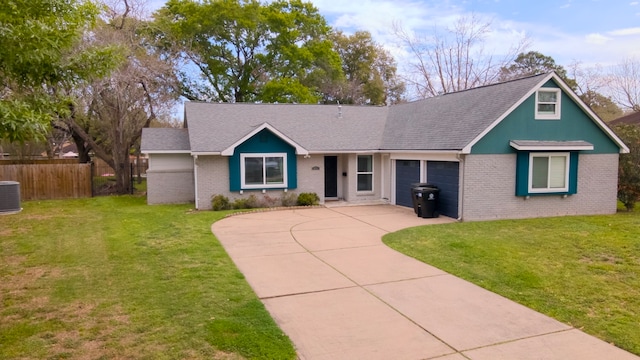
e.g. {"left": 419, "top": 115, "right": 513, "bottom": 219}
{"left": 383, "top": 211, "right": 640, "bottom": 355}
{"left": 0, "top": 196, "right": 295, "bottom": 359}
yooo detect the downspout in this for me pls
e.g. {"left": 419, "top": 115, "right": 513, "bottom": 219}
{"left": 193, "top": 154, "right": 199, "bottom": 210}
{"left": 456, "top": 152, "right": 464, "bottom": 221}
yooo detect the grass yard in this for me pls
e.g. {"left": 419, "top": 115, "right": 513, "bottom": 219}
{"left": 0, "top": 196, "right": 296, "bottom": 359}
{"left": 384, "top": 210, "right": 640, "bottom": 356}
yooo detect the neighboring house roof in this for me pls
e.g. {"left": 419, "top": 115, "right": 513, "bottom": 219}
{"left": 142, "top": 72, "right": 628, "bottom": 155}
{"left": 141, "top": 128, "right": 190, "bottom": 153}
{"left": 610, "top": 111, "right": 640, "bottom": 125}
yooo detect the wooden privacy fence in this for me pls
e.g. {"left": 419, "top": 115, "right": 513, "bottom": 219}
{"left": 0, "top": 163, "right": 92, "bottom": 200}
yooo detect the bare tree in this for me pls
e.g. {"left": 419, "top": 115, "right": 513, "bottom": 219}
{"left": 394, "top": 14, "right": 529, "bottom": 98}
{"left": 608, "top": 57, "right": 640, "bottom": 113}
{"left": 61, "top": 0, "right": 178, "bottom": 194}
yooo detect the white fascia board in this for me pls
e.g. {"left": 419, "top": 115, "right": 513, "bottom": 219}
{"left": 191, "top": 151, "right": 222, "bottom": 156}
{"left": 550, "top": 75, "right": 630, "bottom": 154}
{"left": 463, "top": 72, "right": 628, "bottom": 154}
{"left": 509, "top": 141, "right": 594, "bottom": 151}
{"left": 308, "top": 150, "right": 384, "bottom": 154}
{"left": 220, "top": 123, "right": 309, "bottom": 156}
{"left": 384, "top": 149, "right": 461, "bottom": 154}
{"left": 142, "top": 150, "right": 192, "bottom": 154}
{"left": 462, "top": 73, "right": 556, "bottom": 154}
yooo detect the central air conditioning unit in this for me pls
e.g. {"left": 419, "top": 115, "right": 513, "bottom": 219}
{"left": 0, "top": 181, "right": 21, "bottom": 213}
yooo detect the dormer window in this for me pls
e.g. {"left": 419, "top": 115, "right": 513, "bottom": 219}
{"left": 535, "top": 89, "right": 561, "bottom": 120}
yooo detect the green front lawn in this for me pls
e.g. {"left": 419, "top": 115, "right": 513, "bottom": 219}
{"left": 384, "top": 211, "right": 640, "bottom": 355}
{"left": 0, "top": 196, "right": 295, "bottom": 359}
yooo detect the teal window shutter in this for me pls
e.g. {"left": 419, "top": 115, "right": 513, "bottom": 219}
{"left": 515, "top": 151, "right": 530, "bottom": 196}
{"left": 568, "top": 152, "right": 578, "bottom": 194}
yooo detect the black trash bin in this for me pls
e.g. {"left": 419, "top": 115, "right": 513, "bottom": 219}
{"left": 410, "top": 183, "right": 435, "bottom": 214}
{"left": 411, "top": 185, "right": 439, "bottom": 218}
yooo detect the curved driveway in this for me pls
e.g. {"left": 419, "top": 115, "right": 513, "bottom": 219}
{"left": 212, "top": 205, "right": 638, "bottom": 360}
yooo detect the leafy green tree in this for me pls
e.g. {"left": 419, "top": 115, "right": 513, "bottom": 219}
{"left": 0, "top": 0, "right": 118, "bottom": 142}
{"left": 499, "top": 51, "right": 577, "bottom": 89}
{"left": 613, "top": 124, "right": 640, "bottom": 211}
{"left": 580, "top": 90, "right": 623, "bottom": 122}
{"left": 328, "top": 31, "right": 405, "bottom": 105}
{"left": 154, "top": 0, "right": 342, "bottom": 103}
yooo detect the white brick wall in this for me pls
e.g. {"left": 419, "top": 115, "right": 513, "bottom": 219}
{"left": 296, "top": 155, "right": 325, "bottom": 201}
{"left": 462, "top": 154, "right": 619, "bottom": 221}
{"left": 195, "top": 155, "right": 326, "bottom": 209}
{"left": 343, "top": 153, "right": 383, "bottom": 203}
{"left": 195, "top": 156, "right": 229, "bottom": 210}
{"left": 147, "top": 170, "right": 194, "bottom": 204}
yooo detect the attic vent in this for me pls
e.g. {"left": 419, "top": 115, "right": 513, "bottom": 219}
{"left": 0, "top": 181, "right": 21, "bottom": 213}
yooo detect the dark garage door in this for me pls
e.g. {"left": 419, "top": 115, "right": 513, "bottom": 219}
{"left": 427, "top": 161, "right": 459, "bottom": 219}
{"left": 395, "top": 160, "right": 420, "bottom": 207}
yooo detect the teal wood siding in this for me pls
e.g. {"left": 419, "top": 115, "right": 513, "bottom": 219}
{"left": 471, "top": 84, "right": 620, "bottom": 155}
{"left": 228, "top": 129, "right": 298, "bottom": 191}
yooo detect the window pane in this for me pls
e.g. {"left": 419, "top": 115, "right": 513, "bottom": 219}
{"left": 531, "top": 157, "right": 549, "bottom": 188}
{"left": 357, "top": 155, "right": 372, "bottom": 172}
{"left": 539, "top": 91, "right": 557, "bottom": 102}
{"left": 357, "top": 174, "right": 372, "bottom": 191}
{"left": 549, "top": 156, "right": 566, "bottom": 188}
{"left": 265, "top": 157, "right": 284, "bottom": 184}
{"left": 538, "top": 104, "right": 556, "bottom": 113}
{"left": 244, "top": 157, "right": 264, "bottom": 185}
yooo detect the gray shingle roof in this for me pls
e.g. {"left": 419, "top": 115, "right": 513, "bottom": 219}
{"left": 381, "top": 74, "right": 548, "bottom": 150}
{"left": 143, "top": 73, "right": 578, "bottom": 153}
{"left": 185, "top": 102, "right": 389, "bottom": 153}
{"left": 141, "top": 128, "right": 190, "bottom": 152}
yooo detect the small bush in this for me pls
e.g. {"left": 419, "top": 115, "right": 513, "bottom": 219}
{"left": 297, "top": 192, "right": 319, "bottom": 206}
{"left": 211, "top": 195, "right": 231, "bottom": 211}
{"left": 281, "top": 192, "right": 298, "bottom": 207}
{"left": 233, "top": 194, "right": 260, "bottom": 209}
{"left": 260, "top": 194, "right": 280, "bottom": 208}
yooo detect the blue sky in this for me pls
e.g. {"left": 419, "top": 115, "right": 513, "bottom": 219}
{"left": 311, "top": 0, "right": 640, "bottom": 68}
{"left": 147, "top": 0, "right": 639, "bottom": 76}
{"left": 148, "top": 0, "right": 639, "bottom": 69}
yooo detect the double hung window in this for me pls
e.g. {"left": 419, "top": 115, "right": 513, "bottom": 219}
{"left": 357, "top": 155, "right": 373, "bottom": 192}
{"left": 535, "top": 89, "right": 561, "bottom": 119}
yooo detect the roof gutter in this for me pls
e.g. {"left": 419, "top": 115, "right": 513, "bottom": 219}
{"left": 191, "top": 151, "right": 222, "bottom": 156}
{"left": 308, "top": 149, "right": 463, "bottom": 155}
{"left": 142, "top": 150, "right": 191, "bottom": 154}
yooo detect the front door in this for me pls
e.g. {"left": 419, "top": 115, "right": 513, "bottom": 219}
{"left": 324, "top": 156, "right": 338, "bottom": 198}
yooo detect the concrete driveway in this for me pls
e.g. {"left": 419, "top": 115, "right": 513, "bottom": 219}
{"left": 211, "top": 205, "right": 638, "bottom": 360}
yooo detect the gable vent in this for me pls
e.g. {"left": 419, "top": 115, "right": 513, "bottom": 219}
{"left": 0, "top": 181, "right": 21, "bottom": 213}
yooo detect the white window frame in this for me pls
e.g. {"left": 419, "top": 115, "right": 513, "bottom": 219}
{"left": 356, "top": 154, "right": 374, "bottom": 193}
{"left": 535, "top": 89, "right": 561, "bottom": 120}
{"left": 528, "top": 152, "right": 570, "bottom": 193}
{"left": 240, "top": 153, "right": 288, "bottom": 189}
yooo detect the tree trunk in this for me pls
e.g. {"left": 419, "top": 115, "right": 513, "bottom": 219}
{"left": 113, "top": 144, "right": 132, "bottom": 195}
{"left": 71, "top": 131, "right": 92, "bottom": 163}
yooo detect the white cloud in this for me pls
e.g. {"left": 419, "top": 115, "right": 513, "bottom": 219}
{"left": 608, "top": 27, "right": 640, "bottom": 36}
{"left": 585, "top": 33, "right": 611, "bottom": 44}
{"left": 630, "top": 1, "right": 639, "bottom": 5}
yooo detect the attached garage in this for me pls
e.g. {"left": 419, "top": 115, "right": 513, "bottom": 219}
{"left": 395, "top": 160, "right": 420, "bottom": 207}
{"left": 426, "top": 161, "right": 459, "bottom": 219}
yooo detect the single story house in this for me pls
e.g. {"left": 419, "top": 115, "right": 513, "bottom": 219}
{"left": 141, "top": 72, "right": 628, "bottom": 221}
